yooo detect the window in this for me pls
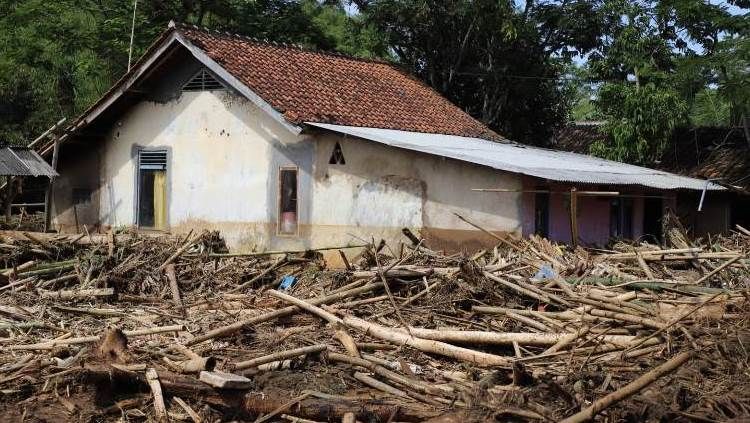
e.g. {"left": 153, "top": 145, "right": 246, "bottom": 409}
{"left": 534, "top": 191, "right": 550, "bottom": 237}
{"left": 73, "top": 188, "right": 92, "bottom": 205}
{"left": 137, "top": 150, "right": 168, "bottom": 229}
{"left": 182, "top": 69, "right": 225, "bottom": 92}
{"left": 328, "top": 142, "right": 346, "bottom": 165}
{"left": 278, "top": 167, "right": 298, "bottom": 235}
{"left": 610, "top": 198, "right": 633, "bottom": 239}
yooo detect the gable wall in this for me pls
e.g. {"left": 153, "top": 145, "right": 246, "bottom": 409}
{"left": 54, "top": 76, "right": 523, "bottom": 258}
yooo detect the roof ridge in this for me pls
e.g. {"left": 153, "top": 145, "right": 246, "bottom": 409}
{"left": 173, "top": 22, "right": 391, "bottom": 65}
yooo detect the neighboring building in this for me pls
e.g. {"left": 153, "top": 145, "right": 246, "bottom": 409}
{"left": 553, "top": 122, "right": 750, "bottom": 238}
{"left": 40, "top": 23, "right": 722, "bottom": 258}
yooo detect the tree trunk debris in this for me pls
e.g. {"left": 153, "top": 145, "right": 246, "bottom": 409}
{"left": 0, "top": 226, "right": 748, "bottom": 421}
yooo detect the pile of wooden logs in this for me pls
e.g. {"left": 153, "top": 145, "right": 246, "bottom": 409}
{"left": 0, "top": 225, "right": 748, "bottom": 422}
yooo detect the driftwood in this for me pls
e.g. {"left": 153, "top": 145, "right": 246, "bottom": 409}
{"left": 0, "top": 226, "right": 746, "bottom": 422}
{"left": 559, "top": 351, "right": 693, "bottom": 423}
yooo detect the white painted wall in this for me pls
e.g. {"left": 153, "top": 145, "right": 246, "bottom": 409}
{"left": 97, "top": 90, "right": 306, "bottom": 247}
{"left": 308, "top": 134, "right": 522, "bottom": 250}
{"left": 57, "top": 88, "right": 522, "bottom": 254}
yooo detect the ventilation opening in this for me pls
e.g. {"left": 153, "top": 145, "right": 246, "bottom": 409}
{"left": 182, "top": 69, "right": 225, "bottom": 92}
{"left": 328, "top": 142, "right": 346, "bottom": 165}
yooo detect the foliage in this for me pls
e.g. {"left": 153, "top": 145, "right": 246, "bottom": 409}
{"left": 591, "top": 83, "right": 687, "bottom": 163}
{"left": 0, "top": 0, "right": 746, "bottom": 154}
{"left": 585, "top": 0, "right": 748, "bottom": 164}
{"left": 363, "top": 0, "right": 605, "bottom": 144}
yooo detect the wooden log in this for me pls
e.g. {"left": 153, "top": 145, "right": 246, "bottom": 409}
{"left": 9, "top": 324, "right": 185, "bottom": 350}
{"left": 187, "top": 283, "right": 382, "bottom": 345}
{"left": 587, "top": 309, "right": 666, "bottom": 329}
{"left": 165, "top": 356, "right": 217, "bottom": 374}
{"left": 145, "top": 368, "right": 168, "bottom": 422}
{"left": 38, "top": 288, "right": 114, "bottom": 300}
{"left": 483, "top": 272, "right": 553, "bottom": 304}
{"left": 353, "top": 372, "right": 408, "bottom": 398}
{"left": 158, "top": 231, "right": 206, "bottom": 271}
{"left": 342, "top": 315, "right": 511, "bottom": 367}
{"left": 234, "top": 344, "right": 328, "bottom": 370}
{"left": 173, "top": 397, "right": 202, "bottom": 423}
{"left": 229, "top": 257, "right": 286, "bottom": 293}
{"left": 165, "top": 264, "right": 183, "bottom": 308}
{"left": 559, "top": 351, "right": 692, "bottom": 423}
{"left": 327, "top": 352, "right": 452, "bottom": 396}
{"left": 694, "top": 255, "right": 741, "bottom": 284}
{"left": 268, "top": 290, "right": 361, "bottom": 356}
{"left": 398, "top": 327, "right": 634, "bottom": 347}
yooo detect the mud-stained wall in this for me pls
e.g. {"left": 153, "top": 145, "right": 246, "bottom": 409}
{"left": 309, "top": 134, "right": 523, "bottom": 253}
{"left": 53, "top": 61, "right": 522, "bottom": 257}
{"left": 52, "top": 144, "right": 102, "bottom": 232}
{"left": 93, "top": 88, "right": 308, "bottom": 248}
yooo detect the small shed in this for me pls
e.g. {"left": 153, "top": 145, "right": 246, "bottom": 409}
{"left": 0, "top": 146, "right": 58, "bottom": 222}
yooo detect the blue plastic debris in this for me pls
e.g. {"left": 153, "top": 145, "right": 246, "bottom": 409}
{"left": 533, "top": 264, "right": 557, "bottom": 280}
{"left": 279, "top": 275, "right": 297, "bottom": 290}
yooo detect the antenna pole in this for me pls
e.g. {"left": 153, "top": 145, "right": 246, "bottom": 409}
{"left": 127, "top": 0, "right": 138, "bottom": 71}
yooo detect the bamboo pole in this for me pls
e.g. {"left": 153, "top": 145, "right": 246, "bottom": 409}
{"left": 559, "top": 351, "right": 692, "bottom": 423}
{"left": 186, "top": 283, "right": 382, "bottom": 345}
{"left": 9, "top": 324, "right": 185, "bottom": 350}
{"left": 342, "top": 315, "right": 511, "bottom": 367}
{"left": 234, "top": 344, "right": 327, "bottom": 370}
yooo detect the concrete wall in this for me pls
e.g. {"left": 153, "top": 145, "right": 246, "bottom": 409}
{"left": 308, "top": 133, "right": 522, "bottom": 253}
{"left": 53, "top": 143, "right": 102, "bottom": 232}
{"left": 54, "top": 85, "right": 524, "bottom": 257}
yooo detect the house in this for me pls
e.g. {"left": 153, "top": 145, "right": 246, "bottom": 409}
{"left": 553, "top": 122, "right": 750, "bottom": 238}
{"left": 42, "top": 23, "right": 723, "bottom": 258}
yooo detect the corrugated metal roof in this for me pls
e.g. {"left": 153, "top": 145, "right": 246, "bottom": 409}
{"left": 0, "top": 147, "right": 57, "bottom": 177}
{"left": 307, "top": 123, "right": 725, "bottom": 191}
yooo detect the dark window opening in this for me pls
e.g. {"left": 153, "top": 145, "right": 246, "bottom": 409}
{"left": 182, "top": 69, "right": 225, "bottom": 92}
{"left": 643, "top": 197, "right": 663, "bottom": 243}
{"left": 73, "top": 188, "right": 92, "bottom": 205}
{"left": 610, "top": 197, "right": 633, "bottom": 239}
{"left": 329, "top": 142, "right": 346, "bottom": 165}
{"left": 279, "top": 167, "right": 298, "bottom": 235}
{"left": 138, "top": 150, "right": 167, "bottom": 229}
{"left": 534, "top": 191, "right": 550, "bottom": 237}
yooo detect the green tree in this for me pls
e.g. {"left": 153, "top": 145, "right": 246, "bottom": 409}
{"left": 586, "top": 0, "right": 748, "bottom": 164}
{"left": 361, "top": 0, "right": 606, "bottom": 145}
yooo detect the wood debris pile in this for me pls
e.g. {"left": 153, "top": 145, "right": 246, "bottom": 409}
{"left": 0, "top": 225, "right": 749, "bottom": 422}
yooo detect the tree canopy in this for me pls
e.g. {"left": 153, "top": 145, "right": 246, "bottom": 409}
{"left": 0, "top": 0, "right": 747, "bottom": 162}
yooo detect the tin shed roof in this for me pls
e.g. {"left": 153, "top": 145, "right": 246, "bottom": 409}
{"left": 0, "top": 147, "right": 57, "bottom": 177}
{"left": 308, "top": 123, "right": 725, "bottom": 191}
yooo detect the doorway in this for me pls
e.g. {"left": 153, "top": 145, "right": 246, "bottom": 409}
{"left": 643, "top": 197, "right": 663, "bottom": 243}
{"left": 137, "top": 150, "right": 167, "bottom": 229}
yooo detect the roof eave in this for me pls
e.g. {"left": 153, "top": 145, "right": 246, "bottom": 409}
{"left": 57, "top": 27, "right": 301, "bottom": 150}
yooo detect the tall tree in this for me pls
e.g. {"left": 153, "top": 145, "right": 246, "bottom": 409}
{"left": 586, "top": 0, "right": 748, "bottom": 164}
{"left": 361, "top": 0, "right": 605, "bottom": 145}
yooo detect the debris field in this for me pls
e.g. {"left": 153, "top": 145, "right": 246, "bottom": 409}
{"left": 0, "top": 225, "right": 749, "bottom": 422}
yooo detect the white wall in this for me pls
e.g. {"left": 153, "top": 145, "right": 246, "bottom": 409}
{"left": 97, "top": 90, "right": 307, "bottom": 248}
{"left": 58, "top": 88, "right": 522, "bottom": 255}
{"left": 308, "top": 134, "right": 522, "bottom": 251}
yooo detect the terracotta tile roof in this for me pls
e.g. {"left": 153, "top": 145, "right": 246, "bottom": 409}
{"left": 553, "top": 123, "right": 750, "bottom": 191}
{"left": 178, "top": 25, "right": 501, "bottom": 140}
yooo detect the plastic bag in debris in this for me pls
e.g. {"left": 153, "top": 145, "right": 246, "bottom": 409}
{"left": 279, "top": 275, "right": 297, "bottom": 290}
{"left": 533, "top": 264, "right": 557, "bottom": 280}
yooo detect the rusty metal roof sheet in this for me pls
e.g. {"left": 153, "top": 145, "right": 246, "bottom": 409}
{"left": 308, "top": 123, "right": 725, "bottom": 191}
{"left": 0, "top": 147, "right": 57, "bottom": 177}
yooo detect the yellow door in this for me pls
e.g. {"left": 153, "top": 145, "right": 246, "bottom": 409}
{"left": 153, "top": 170, "right": 167, "bottom": 230}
